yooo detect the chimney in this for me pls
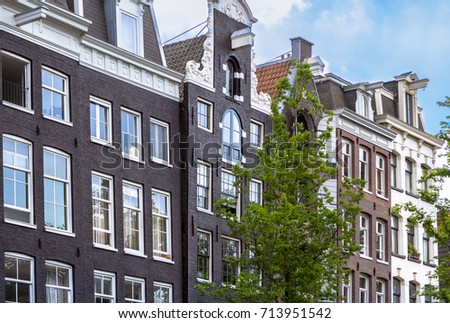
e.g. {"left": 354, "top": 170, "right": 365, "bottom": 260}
{"left": 290, "top": 36, "right": 314, "bottom": 62}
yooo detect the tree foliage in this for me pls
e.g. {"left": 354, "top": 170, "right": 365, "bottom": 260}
{"left": 196, "top": 62, "right": 364, "bottom": 302}
{"left": 391, "top": 97, "right": 450, "bottom": 302}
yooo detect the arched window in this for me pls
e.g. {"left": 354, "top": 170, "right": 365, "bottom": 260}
{"left": 393, "top": 278, "right": 402, "bottom": 303}
{"left": 359, "top": 275, "right": 369, "bottom": 303}
{"left": 224, "top": 58, "right": 241, "bottom": 100}
{"left": 341, "top": 140, "right": 353, "bottom": 179}
{"left": 360, "top": 214, "right": 370, "bottom": 256}
{"left": 222, "top": 110, "right": 242, "bottom": 163}
{"left": 359, "top": 147, "right": 369, "bottom": 190}
{"left": 405, "top": 159, "right": 414, "bottom": 194}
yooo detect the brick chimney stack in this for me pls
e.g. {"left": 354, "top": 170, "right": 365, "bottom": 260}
{"left": 290, "top": 36, "right": 314, "bottom": 62}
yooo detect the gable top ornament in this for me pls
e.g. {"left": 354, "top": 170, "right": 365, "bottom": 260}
{"left": 210, "top": 0, "right": 257, "bottom": 26}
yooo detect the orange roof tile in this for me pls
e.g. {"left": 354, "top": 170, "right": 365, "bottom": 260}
{"left": 256, "top": 60, "right": 292, "bottom": 100}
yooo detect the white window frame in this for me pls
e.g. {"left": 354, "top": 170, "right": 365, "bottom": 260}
{"left": 221, "top": 236, "right": 241, "bottom": 285}
{"left": 150, "top": 118, "right": 170, "bottom": 165}
{"left": 94, "top": 270, "right": 116, "bottom": 303}
{"left": 196, "top": 229, "right": 212, "bottom": 282}
{"left": 376, "top": 154, "right": 386, "bottom": 197}
{"left": 121, "top": 107, "right": 142, "bottom": 162}
{"left": 116, "top": 4, "right": 144, "bottom": 56}
{"left": 124, "top": 276, "right": 145, "bottom": 303}
{"left": 376, "top": 279, "right": 386, "bottom": 303}
{"left": 197, "top": 160, "right": 212, "bottom": 211}
{"left": 359, "top": 275, "right": 369, "bottom": 303}
{"left": 41, "top": 66, "right": 70, "bottom": 124}
{"left": 423, "top": 231, "right": 432, "bottom": 264}
{"left": 1, "top": 51, "right": 32, "bottom": 112}
{"left": 360, "top": 215, "right": 369, "bottom": 257}
{"left": 92, "top": 172, "right": 115, "bottom": 249}
{"left": 90, "top": 96, "right": 112, "bottom": 145}
{"left": 393, "top": 278, "right": 402, "bottom": 303}
{"left": 4, "top": 252, "right": 34, "bottom": 303}
{"left": 376, "top": 221, "right": 385, "bottom": 261}
{"left": 250, "top": 120, "right": 264, "bottom": 148}
{"left": 342, "top": 140, "right": 352, "bottom": 178}
{"left": 221, "top": 169, "right": 240, "bottom": 218}
{"left": 153, "top": 281, "right": 173, "bottom": 303}
{"left": 391, "top": 215, "right": 400, "bottom": 255}
{"left": 359, "top": 147, "right": 369, "bottom": 191}
{"left": 43, "top": 147, "right": 72, "bottom": 234}
{"left": 405, "top": 159, "right": 414, "bottom": 194}
{"left": 45, "top": 261, "right": 73, "bottom": 303}
{"left": 123, "top": 181, "right": 144, "bottom": 256}
{"left": 249, "top": 178, "right": 262, "bottom": 205}
{"left": 152, "top": 189, "right": 172, "bottom": 262}
{"left": 342, "top": 273, "right": 352, "bottom": 303}
{"left": 3, "top": 135, "right": 34, "bottom": 227}
{"left": 197, "top": 99, "right": 213, "bottom": 132}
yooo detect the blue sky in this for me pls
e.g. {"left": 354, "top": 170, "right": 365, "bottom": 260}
{"left": 154, "top": 0, "right": 450, "bottom": 134}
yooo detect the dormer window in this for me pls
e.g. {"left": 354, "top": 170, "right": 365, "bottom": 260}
{"left": 356, "top": 91, "right": 373, "bottom": 120}
{"left": 405, "top": 93, "right": 414, "bottom": 125}
{"left": 223, "top": 58, "right": 243, "bottom": 101}
{"left": 104, "top": 0, "right": 146, "bottom": 56}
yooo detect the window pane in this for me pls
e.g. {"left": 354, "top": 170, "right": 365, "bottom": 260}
{"left": 121, "top": 13, "right": 138, "bottom": 53}
{"left": 5, "top": 257, "right": 17, "bottom": 279}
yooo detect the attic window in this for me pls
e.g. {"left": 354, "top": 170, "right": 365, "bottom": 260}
{"left": 224, "top": 59, "right": 243, "bottom": 101}
{"left": 356, "top": 91, "right": 373, "bottom": 120}
{"left": 405, "top": 93, "right": 414, "bottom": 126}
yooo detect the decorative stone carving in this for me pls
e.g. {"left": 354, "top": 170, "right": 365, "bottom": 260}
{"left": 250, "top": 50, "right": 271, "bottom": 113}
{"left": 221, "top": 3, "right": 246, "bottom": 24}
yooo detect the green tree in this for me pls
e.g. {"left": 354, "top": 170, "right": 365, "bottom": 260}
{"left": 196, "top": 62, "right": 364, "bottom": 302}
{"left": 392, "top": 97, "right": 450, "bottom": 302}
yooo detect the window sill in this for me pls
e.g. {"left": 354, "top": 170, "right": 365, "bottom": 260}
{"left": 122, "top": 154, "right": 144, "bottom": 164}
{"left": 359, "top": 254, "right": 373, "bottom": 261}
{"left": 124, "top": 250, "right": 147, "bottom": 258}
{"left": 405, "top": 191, "right": 419, "bottom": 198}
{"left": 363, "top": 190, "right": 372, "bottom": 195}
{"left": 197, "top": 208, "right": 214, "bottom": 215}
{"left": 407, "top": 256, "right": 422, "bottom": 264}
{"left": 376, "top": 259, "right": 389, "bottom": 266}
{"left": 392, "top": 252, "right": 406, "bottom": 259}
{"left": 221, "top": 158, "right": 239, "bottom": 166}
{"left": 153, "top": 256, "right": 174, "bottom": 264}
{"left": 198, "top": 125, "right": 213, "bottom": 133}
{"left": 42, "top": 114, "right": 73, "bottom": 127}
{"left": 91, "top": 138, "right": 114, "bottom": 148}
{"left": 197, "top": 278, "right": 212, "bottom": 284}
{"left": 45, "top": 227, "right": 76, "bottom": 237}
{"left": 424, "top": 261, "right": 436, "bottom": 268}
{"left": 3, "top": 101, "right": 34, "bottom": 114}
{"left": 376, "top": 194, "right": 389, "bottom": 201}
{"left": 391, "top": 187, "right": 404, "bottom": 193}
{"left": 5, "top": 219, "right": 37, "bottom": 230}
{"left": 150, "top": 158, "right": 173, "bottom": 168}
{"left": 93, "top": 244, "right": 118, "bottom": 252}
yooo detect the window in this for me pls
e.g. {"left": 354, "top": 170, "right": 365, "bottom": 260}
{"left": 42, "top": 67, "right": 70, "bottom": 122}
{"left": 221, "top": 170, "right": 238, "bottom": 214}
{"left": 409, "top": 282, "right": 417, "bottom": 303}
{"left": 92, "top": 172, "right": 114, "bottom": 248}
{"left": 222, "top": 237, "right": 240, "bottom": 284}
{"left": 197, "top": 230, "right": 211, "bottom": 281}
{"left": 405, "top": 159, "right": 413, "bottom": 194}
{"left": 197, "top": 161, "right": 211, "bottom": 211}
{"left": 407, "top": 219, "right": 418, "bottom": 259}
{"left": 153, "top": 282, "right": 172, "bottom": 303}
{"left": 423, "top": 231, "right": 431, "bottom": 263}
{"left": 44, "top": 148, "right": 71, "bottom": 232}
{"left": 224, "top": 60, "right": 237, "bottom": 98}
{"left": 359, "top": 215, "right": 369, "bottom": 257}
{"left": 3, "top": 135, "right": 33, "bottom": 225}
{"left": 391, "top": 154, "right": 397, "bottom": 188}
{"left": 2, "top": 51, "right": 31, "bottom": 110}
{"left": 121, "top": 108, "right": 141, "bottom": 161}
{"left": 121, "top": 12, "right": 138, "bottom": 54}
{"left": 90, "top": 97, "right": 112, "bottom": 144}
{"left": 125, "top": 277, "right": 145, "bottom": 303}
{"left": 359, "top": 147, "right": 369, "bottom": 190}
{"left": 376, "top": 280, "right": 386, "bottom": 303}
{"left": 424, "top": 285, "right": 433, "bottom": 303}
{"left": 376, "top": 221, "right": 385, "bottom": 261}
{"left": 359, "top": 275, "right": 369, "bottom": 303}
{"left": 342, "top": 273, "right": 352, "bottom": 303}
{"left": 94, "top": 271, "right": 116, "bottom": 303}
{"left": 391, "top": 216, "right": 399, "bottom": 255}
{"left": 342, "top": 140, "right": 352, "bottom": 178}
{"left": 152, "top": 190, "right": 172, "bottom": 260}
{"left": 45, "top": 261, "right": 73, "bottom": 303}
{"left": 406, "top": 93, "right": 414, "bottom": 125}
{"left": 362, "top": 96, "right": 370, "bottom": 118}
{"left": 123, "top": 181, "right": 143, "bottom": 254}
{"left": 222, "top": 110, "right": 242, "bottom": 163}
{"left": 393, "top": 278, "right": 401, "bottom": 303}
{"left": 4, "top": 253, "right": 34, "bottom": 303}
{"left": 197, "top": 100, "right": 213, "bottom": 131}
{"left": 376, "top": 154, "right": 386, "bottom": 197}
{"left": 421, "top": 165, "right": 430, "bottom": 191}
{"left": 250, "top": 121, "right": 264, "bottom": 148}
{"left": 249, "top": 179, "right": 262, "bottom": 205}
{"left": 150, "top": 118, "right": 170, "bottom": 164}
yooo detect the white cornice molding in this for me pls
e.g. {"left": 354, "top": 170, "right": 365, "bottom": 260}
{"left": 375, "top": 113, "right": 443, "bottom": 148}
{"left": 251, "top": 49, "right": 271, "bottom": 114}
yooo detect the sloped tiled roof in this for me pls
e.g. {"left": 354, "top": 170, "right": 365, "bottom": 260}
{"left": 164, "top": 36, "right": 207, "bottom": 75}
{"left": 256, "top": 59, "right": 292, "bottom": 100}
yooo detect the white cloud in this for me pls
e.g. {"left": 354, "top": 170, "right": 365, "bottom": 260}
{"left": 247, "top": 0, "right": 311, "bottom": 26}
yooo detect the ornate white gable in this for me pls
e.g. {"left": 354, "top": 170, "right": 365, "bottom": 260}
{"left": 212, "top": 0, "right": 257, "bottom": 26}
{"left": 251, "top": 50, "right": 271, "bottom": 114}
